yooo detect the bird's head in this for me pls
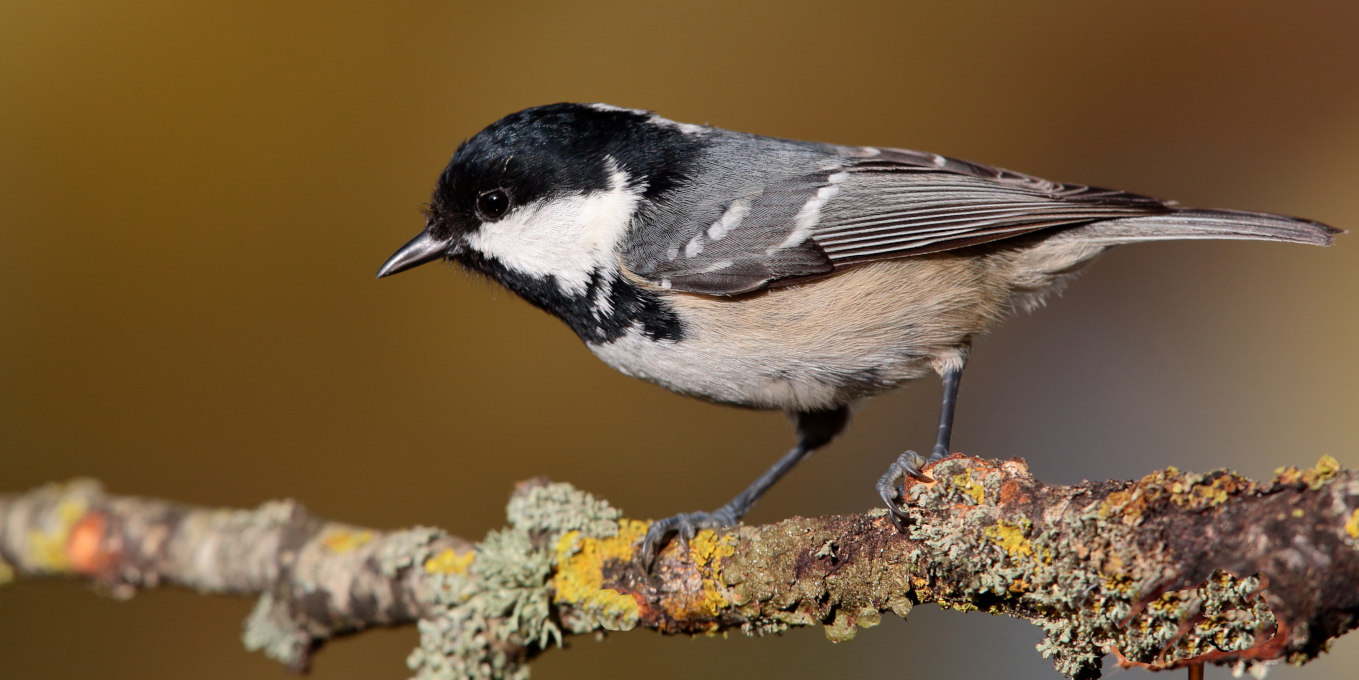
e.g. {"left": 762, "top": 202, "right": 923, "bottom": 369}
{"left": 376, "top": 102, "right": 706, "bottom": 297}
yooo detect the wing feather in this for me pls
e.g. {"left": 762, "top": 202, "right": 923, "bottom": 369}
{"left": 624, "top": 145, "right": 1176, "bottom": 295}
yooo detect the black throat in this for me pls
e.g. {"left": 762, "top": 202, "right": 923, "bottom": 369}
{"left": 455, "top": 250, "right": 684, "bottom": 344}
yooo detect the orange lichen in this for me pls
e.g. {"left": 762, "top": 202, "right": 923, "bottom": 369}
{"left": 66, "top": 512, "right": 110, "bottom": 575}
{"left": 25, "top": 495, "right": 89, "bottom": 572}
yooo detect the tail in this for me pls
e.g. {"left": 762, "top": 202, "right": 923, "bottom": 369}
{"left": 1049, "top": 208, "right": 1342, "bottom": 247}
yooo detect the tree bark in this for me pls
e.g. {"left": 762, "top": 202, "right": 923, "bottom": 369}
{"left": 2, "top": 454, "right": 1356, "bottom": 679}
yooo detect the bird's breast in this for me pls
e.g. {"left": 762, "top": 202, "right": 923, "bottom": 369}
{"left": 588, "top": 256, "right": 1011, "bottom": 411}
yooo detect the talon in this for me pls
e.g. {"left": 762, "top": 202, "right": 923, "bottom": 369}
{"left": 639, "top": 509, "right": 736, "bottom": 572}
{"left": 877, "top": 451, "right": 935, "bottom": 532}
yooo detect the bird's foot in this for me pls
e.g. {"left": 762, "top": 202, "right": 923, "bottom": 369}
{"left": 639, "top": 506, "right": 740, "bottom": 570}
{"left": 876, "top": 450, "right": 940, "bottom": 532}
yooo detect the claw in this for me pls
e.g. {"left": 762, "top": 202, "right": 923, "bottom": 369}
{"left": 876, "top": 451, "right": 935, "bottom": 532}
{"left": 639, "top": 508, "right": 739, "bottom": 572}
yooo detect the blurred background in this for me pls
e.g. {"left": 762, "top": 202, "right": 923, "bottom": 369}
{"left": 3, "top": 1, "right": 1357, "bottom": 678}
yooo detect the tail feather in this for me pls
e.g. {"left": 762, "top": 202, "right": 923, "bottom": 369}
{"left": 1049, "top": 208, "right": 1342, "bottom": 247}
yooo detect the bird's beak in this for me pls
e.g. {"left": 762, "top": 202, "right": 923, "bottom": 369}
{"left": 375, "top": 230, "right": 453, "bottom": 278}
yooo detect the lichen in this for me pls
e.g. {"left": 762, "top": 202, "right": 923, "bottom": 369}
{"left": 1273, "top": 455, "right": 1341, "bottom": 490}
{"left": 506, "top": 482, "right": 621, "bottom": 537}
{"left": 1345, "top": 509, "right": 1359, "bottom": 540}
{"left": 474, "top": 528, "right": 560, "bottom": 649}
{"left": 952, "top": 471, "right": 986, "bottom": 504}
{"left": 426, "top": 548, "right": 475, "bottom": 575}
{"left": 322, "top": 529, "right": 373, "bottom": 554}
{"left": 408, "top": 483, "right": 631, "bottom": 680}
{"left": 902, "top": 457, "right": 1286, "bottom": 679}
{"left": 552, "top": 520, "right": 646, "bottom": 633}
{"left": 984, "top": 518, "right": 1034, "bottom": 558}
{"left": 242, "top": 593, "right": 312, "bottom": 669}
{"left": 824, "top": 608, "right": 858, "bottom": 642}
{"left": 25, "top": 491, "right": 91, "bottom": 572}
{"left": 688, "top": 530, "right": 738, "bottom": 619}
{"left": 379, "top": 526, "right": 449, "bottom": 578}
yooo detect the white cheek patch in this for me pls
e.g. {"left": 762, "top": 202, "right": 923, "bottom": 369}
{"left": 465, "top": 166, "right": 641, "bottom": 296}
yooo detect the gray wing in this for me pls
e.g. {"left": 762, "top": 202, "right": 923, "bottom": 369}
{"left": 624, "top": 146, "right": 1175, "bottom": 296}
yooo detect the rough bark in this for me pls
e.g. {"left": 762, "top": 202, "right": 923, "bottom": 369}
{"left": 2, "top": 454, "right": 1356, "bottom": 679}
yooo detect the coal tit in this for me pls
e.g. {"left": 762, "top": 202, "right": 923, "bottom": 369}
{"left": 377, "top": 103, "right": 1338, "bottom": 562}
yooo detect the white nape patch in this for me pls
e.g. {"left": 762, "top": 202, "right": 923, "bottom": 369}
{"left": 707, "top": 199, "right": 750, "bottom": 241}
{"left": 769, "top": 173, "right": 848, "bottom": 252}
{"left": 586, "top": 104, "right": 706, "bottom": 134}
{"left": 587, "top": 103, "right": 648, "bottom": 115}
{"left": 684, "top": 233, "right": 704, "bottom": 258}
{"left": 648, "top": 113, "right": 706, "bottom": 135}
{"left": 464, "top": 159, "right": 641, "bottom": 296}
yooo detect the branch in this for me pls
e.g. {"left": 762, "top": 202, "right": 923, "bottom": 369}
{"left": 2, "top": 455, "right": 1356, "bottom": 679}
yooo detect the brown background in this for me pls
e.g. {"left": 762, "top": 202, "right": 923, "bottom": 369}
{"left": 3, "top": 1, "right": 1358, "bottom": 678}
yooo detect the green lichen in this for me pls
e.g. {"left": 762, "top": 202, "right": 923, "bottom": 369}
{"left": 242, "top": 593, "right": 312, "bottom": 669}
{"left": 904, "top": 458, "right": 1278, "bottom": 679}
{"left": 379, "top": 526, "right": 449, "bottom": 578}
{"left": 408, "top": 483, "right": 627, "bottom": 680}
{"left": 474, "top": 528, "right": 560, "bottom": 649}
{"left": 506, "top": 482, "right": 621, "bottom": 537}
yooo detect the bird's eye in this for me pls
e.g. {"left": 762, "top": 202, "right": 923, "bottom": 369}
{"left": 476, "top": 189, "right": 511, "bottom": 221}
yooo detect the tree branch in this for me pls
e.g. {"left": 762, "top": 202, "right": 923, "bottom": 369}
{"left": 2, "top": 455, "right": 1356, "bottom": 679}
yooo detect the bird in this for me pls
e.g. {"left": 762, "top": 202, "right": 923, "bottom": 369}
{"left": 376, "top": 102, "right": 1339, "bottom": 564}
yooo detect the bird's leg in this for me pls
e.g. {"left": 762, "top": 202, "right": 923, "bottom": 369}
{"left": 640, "top": 407, "right": 849, "bottom": 569}
{"left": 931, "top": 362, "right": 964, "bottom": 462}
{"left": 877, "top": 360, "right": 966, "bottom": 530}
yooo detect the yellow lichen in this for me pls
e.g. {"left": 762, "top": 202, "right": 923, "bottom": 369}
{"left": 1099, "top": 486, "right": 1150, "bottom": 524}
{"left": 321, "top": 529, "right": 373, "bottom": 554}
{"left": 688, "top": 529, "right": 737, "bottom": 566}
{"left": 1345, "top": 509, "right": 1359, "bottom": 539}
{"left": 424, "top": 547, "right": 475, "bottom": 575}
{"left": 688, "top": 530, "right": 739, "bottom": 617}
{"left": 939, "top": 600, "right": 979, "bottom": 613}
{"left": 1169, "top": 472, "right": 1249, "bottom": 509}
{"left": 552, "top": 519, "right": 647, "bottom": 630}
{"left": 1101, "top": 572, "right": 1136, "bottom": 594}
{"left": 1274, "top": 455, "right": 1342, "bottom": 489}
{"left": 952, "top": 472, "right": 985, "bottom": 504}
{"left": 25, "top": 495, "right": 89, "bottom": 572}
{"left": 983, "top": 519, "right": 1033, "bottom": 558}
